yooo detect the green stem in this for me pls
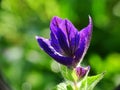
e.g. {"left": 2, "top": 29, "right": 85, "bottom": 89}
{"left": 74, "top": 82, "right": 78, "bottom": 90}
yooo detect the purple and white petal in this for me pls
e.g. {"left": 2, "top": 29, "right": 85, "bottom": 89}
{"left": 50, "top": 32, "right": 62, "bottom": 53}
{"left": 36, "top": 36, "right": 73, "bottom": 66}
{"left": 50, "top": 16, "right": 79, "bottom": 57}
{"left": 50, "top": 16, "right": 63, "bottom": 53}
{"left": 59, "top": 19, "right": 79, "bottom": 54}
{"left": 50, "top": 16, "right": 63, "bottom": 34}
{"left": 74, "top": 16, "right": 92, "bottom": 64}
{"left": 36, "top": 36, "right": 54, "bottom": 55}
{"left": 50, "top": 17, "right": 70, "bottom": 56}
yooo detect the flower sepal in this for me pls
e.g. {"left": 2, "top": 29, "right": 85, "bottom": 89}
{"left": 60, "top": 65, "right": 90, "bottom": 83}
{"left": 60, "top": 65, "right": 76, "bottom": 82}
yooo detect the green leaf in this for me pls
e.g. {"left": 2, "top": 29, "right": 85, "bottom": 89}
{"left": 53, "top": 82, "right": 73, "bottom": 90}
{"left": 57, "top": 82, "right": 67, "bottom": 90}
{"left": 79, "top": 72, "right": 105, "bottom": 90}
{"left": 79, "top": 72, "right": 89, "bottom": 90}
{"left": 60, "top": 65, "right": 74, "bottom": 81}
{"left": 87, "top": 72, "right": 105, "bottom": 90}
{"left": 66, "top": 84, "right": 73, "bottom": 90}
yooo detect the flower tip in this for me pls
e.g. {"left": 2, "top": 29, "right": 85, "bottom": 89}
{"left": 35, "top": 36, "right": 39, "bottom": 39}
{"left": 87, "top": 65, "right": 90, "bottom": 70}
{"left": 35, "top": 36, "right": 41, "bottom": 40}
{"left": 52, "top": 16, "right": 60, "bottom": 20}
{"left": 88, "top": 15, "right": 92, "bottom": 25}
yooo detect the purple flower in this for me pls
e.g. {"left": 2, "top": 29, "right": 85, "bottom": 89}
{"left": 36, "top": 16, "right": 92, "bottom": 67}
{"left": 76, "top": 66, "right": 90, "bottom": 79}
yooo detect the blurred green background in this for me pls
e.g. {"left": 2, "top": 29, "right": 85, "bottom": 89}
{"left": 0, "top": 0, "right": 120, "bottom": 90}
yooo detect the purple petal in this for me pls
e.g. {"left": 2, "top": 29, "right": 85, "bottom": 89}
{"left": 50, "top": 16, "right": 63, "bottom": 53}
{"left": 70, "top": 32, "right": 80, "bottom": 54}
{"left": 50, "top": 32, "right": 62, "bottom": 53}
{"left": 56, "top": 27, "right": 72, "bottom": 56}
{"left": 74, "top": 16, "right": 92, "bottom": 64}
{"left": 58, "top": 19, "right": 77, "bottom": 39}
{"left": 50, "top": 17, "right": 71, "bottom": 56}
{"left": 50, "top": 16, "right": 78, "bottom": 56}
{"left": 36, "top": 36, "right": 53, "bottom": 55}
{"left": 59, "top": 19, "right": 78, "bottom": 54}
{"left": 36, "top": 36, "right": 73, "bottom": 66}
{"left": 50, "top": 16, "right": 63, "bottom": 34}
